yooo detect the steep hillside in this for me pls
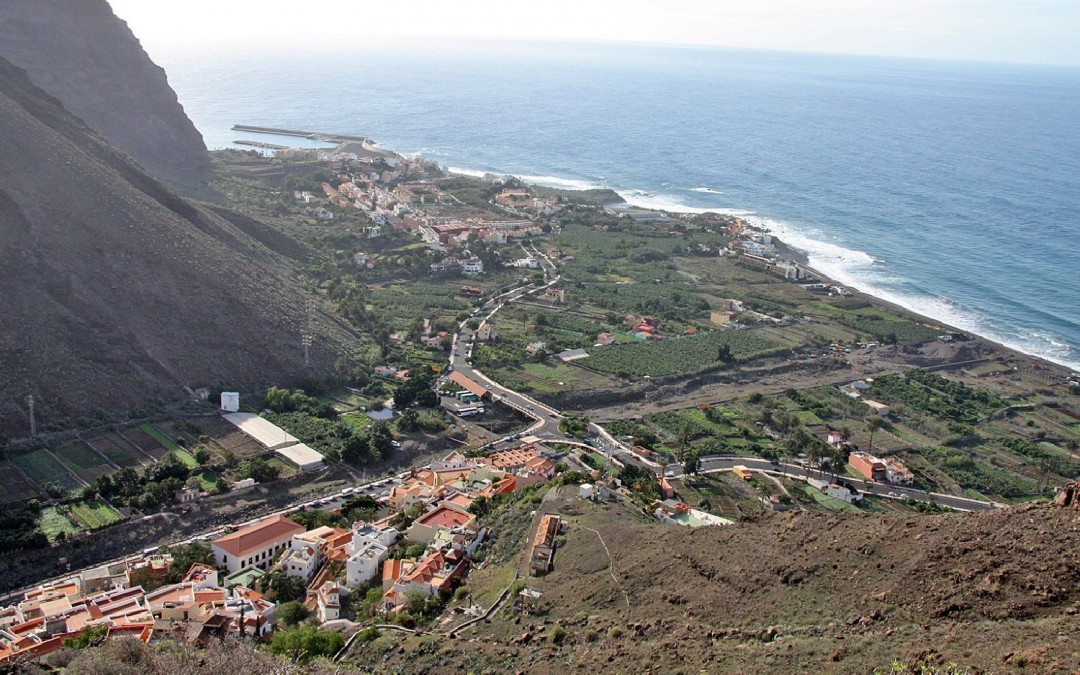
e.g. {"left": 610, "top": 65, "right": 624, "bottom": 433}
{"left": 0, "top": 0, "right": 209, "bottom": 191}
{"left": 0, "top": 57, "right": 353, "bottom": 435}
{"left": 354, "top": 495, "right": 1080, "bottom": 673}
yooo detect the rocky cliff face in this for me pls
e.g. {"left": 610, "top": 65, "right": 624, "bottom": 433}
{"left": 0, "top": 56, "right": 353, "bottom": 434}
{"left": 0, "top": 0, "right": 209, "bottom": 192}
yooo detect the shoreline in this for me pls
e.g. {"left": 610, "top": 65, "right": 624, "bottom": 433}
{"left": 230, "top": 132, "right": 1079, "bottom": 378}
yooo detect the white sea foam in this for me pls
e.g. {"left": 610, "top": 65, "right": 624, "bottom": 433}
{"left": 751, "top": 215, "right": 1080, "bottom": 370}
{"left": 617, "top": 188, "right": 753, "bottom": 216}
{"left": 446, "top": 166, "right": 489, "bottom": 178}
{"left": 690, "top": 187, "right": 725, "bottom": 195}
{"left": 517, "top": 174, "right": 602, "bottom": 191}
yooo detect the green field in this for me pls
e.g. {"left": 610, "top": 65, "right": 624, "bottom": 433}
{"left": 55, "top": 442, "right": 113, "bottom": 482}
{"left": 341, "top": 411, "right": 374, "bottom": 431}
{"left": 67, "top": 500, "right": 124, "bottom": 530}
{"left": 191, "top": 468, "right": 219, "bottom": 490}
{"left": 11, "top": 450, "right": 81, "bottom": 491}
{"left": 39, "top": 507, "right": 81, "bottom": 541}
{"left": 172, "top": 449, "right": 199, "bottom": 468}
{"left": 586, "top": 329, "right": 787, "bottom": 378}
{"left": 140, "top": 423, "right": 182, "bottom": 452}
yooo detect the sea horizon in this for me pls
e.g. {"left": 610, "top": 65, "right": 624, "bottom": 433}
{"left": 155, "top": 41, "right": 1080, "bottom": 371}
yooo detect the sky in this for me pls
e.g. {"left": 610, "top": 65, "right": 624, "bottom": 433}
{"left": 107, "top": 0, "right": 1080, "bottom": 67}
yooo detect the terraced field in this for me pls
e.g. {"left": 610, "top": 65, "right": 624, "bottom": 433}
{"left": 67, "top": 500, "right": 124, "bottom": 530}
{"left": 54, "top": 441, "right": 113, "bottom": 483}
{"left": 85, "top": 432, "right": 146, "bottom": 467}
{"left": 119, "top": 427, "right": 170, "bottom": 460}
{"left": 0, "top": 463, "right": 39, "bottom": 504}
{"left": 10, "top": 449, "right": 81, "bottom": 491}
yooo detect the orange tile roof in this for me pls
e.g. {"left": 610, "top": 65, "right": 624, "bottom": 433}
{"left": 212, "top": 514, "right": 305, "bottom": 558}
{"left": 532, "top": 515, "right": 560, "bottom": 550}
{"left": 480, "top": 475, "right": 517, "bottom": 497}
{"left": 404, "top": 552, "right": 445, "bottom": 585}
{"left": 444, "top": 493, "right": 475, "bottom": 509}
{"left": 415, "top": 505, "right": 475, "bottom": 530}
{"left": 490, "top": 447, "right": 539, "bottom": 469}
{"left": 448, "top": 371, "right": 488, "bottom": 398}
{"left": 382, "top": 559, "right": 406, "bottom": 585}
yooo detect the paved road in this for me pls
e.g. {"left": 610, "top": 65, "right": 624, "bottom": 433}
{"left": 440, "top": 252, "right": 999, "bottom": 514}
{"left": 691, "top": 456, "right": 1001, "bottom": 512}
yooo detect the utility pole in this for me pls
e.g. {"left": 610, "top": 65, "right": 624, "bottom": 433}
{"left": 302, "top": 297, "right": 315, "bottom": 367}
{"left": 27, "top": 395, "right": 35, "bottom": 437}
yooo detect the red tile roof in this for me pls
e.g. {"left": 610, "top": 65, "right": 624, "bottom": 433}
{"left": 212, "top": 515, "right": 305, "bottom": 558}
{"left": 448, "top": 371, "right": 488, "bottom": 398}
{"left": 415, "top": 505, "right": 475, "bottom": 530}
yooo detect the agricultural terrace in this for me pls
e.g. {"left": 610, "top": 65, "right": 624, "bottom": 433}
{"left": 119, "top": 426, "right": 171, "bottom": 461}
{"left": 11, "top": 449, "right": 81, "bottom": 492}
{"left": 621, "top": 366, "right": 1079, "bottom": 502}
{"left": 85, "top": 432, "right": 147, "bottom": 467}
{"left": 54, "top": 441, "right": 113, "bottom": 483}
{"left": 0, "top": 464, "right": 40, "bottom": 505}
{"left": 490, "top": 361, "right": 621, "bottom": 395}
{"left": 585, "top": 329, "right": 788, "bottom": 379}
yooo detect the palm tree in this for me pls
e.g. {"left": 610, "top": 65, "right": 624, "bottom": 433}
{"left": 865, "top": 416, "right": 885, "bottom": 455}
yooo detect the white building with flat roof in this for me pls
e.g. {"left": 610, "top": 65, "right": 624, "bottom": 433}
{"left": 220, "top": 392, "right": 240, "bottom": 413}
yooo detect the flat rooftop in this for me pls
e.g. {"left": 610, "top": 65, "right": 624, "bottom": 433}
{"left": 223, "top": 413, "right": 299, "bottom": 450}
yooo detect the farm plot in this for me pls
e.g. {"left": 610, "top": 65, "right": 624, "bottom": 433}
{"left": 85, "top": 432, "right": 146, "bottom": 467}
{"left": 38, "top": 507, "right": 80, "bottom": 541}
{"left": 67, "top": 500, "right": 124, "bottom": 530}
{"left": 11, "top": 450, "right": 81, "bottom": 492}
{"left": 140, "top": 423, "right": 181, "bottom": 451}
{"left": 586, "top": 329, "right": 786, "bottom": 378}
{"left": 192, "top": 418, "right": 265, "bottom": 458}
{"left": 120, "top": 427, "right": 170, "bottom": 461}
{"left": 55, "top": 442, "right": 114, "bottom": 483}
{"left": 0, "top": 463, "right": 40, "bottom": 504}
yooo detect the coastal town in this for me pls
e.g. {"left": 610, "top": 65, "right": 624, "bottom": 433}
{"left": 1, "top": 129, "right": 1078, "bottom": 669}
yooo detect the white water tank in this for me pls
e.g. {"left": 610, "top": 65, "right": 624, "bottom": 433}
{"left": 220, "top": 391, "right": 240, "bottom": 412}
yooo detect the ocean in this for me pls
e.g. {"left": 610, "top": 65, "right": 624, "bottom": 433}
{"left": 153, "top": 40, "right": 1080, "bottom": 370}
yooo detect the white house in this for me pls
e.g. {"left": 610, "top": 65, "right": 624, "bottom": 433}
{"left": 346, "top": 540, "right": 389, "bottom": 588}
{"left": 220, "top": 392, "right": 240, "bottom": 413}
{"left": 345, "top": 522, "right": 398, "bottom": 589}
{"left": 462, "top": 258, "right": 484, "bottom": 275}
{"left": 211, "top": 515, "right": 306, "bottom": 575}
{"left": 279, "top": 538, "right": 322, "bottom": 583}
{"left": 317, "top": 582, "right": 341, "bottom": 622}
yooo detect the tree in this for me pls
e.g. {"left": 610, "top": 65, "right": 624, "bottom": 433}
{"left": 865, "top": 416, "right": 885, "bottom": 455}
{"left": 277, "top": 601, "right": 311, "bottom": 627}
{"left": 269, "top": 625, "right": 344, "bottom": 662}
{"left": 264, "top": 570, "right": 306, "bottom": 603}
{"left": 683, "top": 450, "right": 701, "bottom": 476}
{"left": 194, "top": 447, "right": 210, "bottom": 465}
{"left": 467, "top": 494, "right": 491, "bottom": 518}
{"left": 397, "top": 408, "right": 419, "bottom": 433}
{"left": 416, "top": 388, "right": 438, "bottom": 408}
{"left": 163, "top": 543, "right": 214, "bottom": 584}
{"left": 240, "top": 458, "right": 280, "bottom": 483}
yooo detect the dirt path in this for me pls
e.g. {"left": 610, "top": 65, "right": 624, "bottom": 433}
{"left": 584, "top": 525, "right": 630, "bottom": 620}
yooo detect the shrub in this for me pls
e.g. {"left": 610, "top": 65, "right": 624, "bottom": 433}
{"left": 547, "top": 625, "right": 567, "bottom": 644}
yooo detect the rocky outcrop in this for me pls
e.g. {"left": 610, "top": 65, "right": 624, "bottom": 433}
{"left": 0, "top": 0, "right": 209, "bottom": 192}
{"left": 0, "top": 56, "right": 353, "bottom": 434}
{"left": 1055, "top": 482, "right": 1079, "bottom": 509}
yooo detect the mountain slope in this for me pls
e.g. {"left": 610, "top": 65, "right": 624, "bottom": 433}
{"left": 0, "top": 0, "right": 209, "bottom": 191}
{"left": 0, "top": 57, "right": 352, "bottom": 434}
{"left": 354, "top": 494, "right": 1080, "bottom": 673}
